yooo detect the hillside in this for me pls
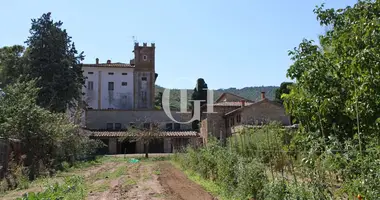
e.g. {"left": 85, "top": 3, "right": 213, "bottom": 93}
{"left": 155, "top": 85, "right": 279, "bottom": 109}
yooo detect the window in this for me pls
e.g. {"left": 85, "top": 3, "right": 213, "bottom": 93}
{"left": 141, "top": 77, "right": 147, "bottom": 81}
{"left": 121, "top": 82, "right": 128, "bottom": 86}
{"left": 87, "top": 81, "right": 94, "bottom": 90}
{"left": 166, "top": 123, "right": 173, "bottom": 131}
{"left": 236, "top": 114, "right": 241, "bottom": 123}
{"left": 143, "top": 55, "right": 148, "bottom": 61}
{"left": 106, "top": 123, "right": 113, "bottom": 130}
{"left": 108, "top": 72, "right": 114, "bottom": 75}
{"left": 174, "top": 123, "right": 181, "bottom": 130}
{"left": 230, "top": 118, "right": 235, "bottom": 127}
{"left": 115, "top": 123, "right": 122, "bottom": 131}
{"left": 122, "top": 73, "right": 128, "bottom": 75}
{"left": 108, "top": 82, "right": 114, "bottom": 91}
{"left": 143, "top": 123, "right": 150, "bottom": 130}
{"left": 88, "top": 72, "right": 94, "bottom": 74}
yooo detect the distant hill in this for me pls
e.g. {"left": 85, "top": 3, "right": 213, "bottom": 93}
{"left": 155, "top": 85, "right": 279, "bottom": 109}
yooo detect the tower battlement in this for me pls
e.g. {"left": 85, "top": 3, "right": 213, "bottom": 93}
{"left": 134, "top": 42, "right": 155, "bottom": 48}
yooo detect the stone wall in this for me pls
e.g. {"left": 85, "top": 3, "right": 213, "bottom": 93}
{"left": 240, "top": 100, "right": 290, "bottom": 125}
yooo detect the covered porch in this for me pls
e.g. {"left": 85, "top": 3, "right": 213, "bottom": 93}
{"left": 88, "top": 130, "right": 201, "bottom": 154}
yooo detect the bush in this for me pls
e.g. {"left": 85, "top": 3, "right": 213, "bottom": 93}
{"left": 234, "top": 157, "right": 267, "bottom": 199}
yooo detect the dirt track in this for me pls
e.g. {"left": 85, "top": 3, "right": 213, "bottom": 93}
{"left": 0, "top": 158, "right": 215, "bottom": 200}
{"left": 85, "top": 160, "right": 215, "bottom": 200}
{"left": 158, "top": 162, "right": 215, "bottom": 200}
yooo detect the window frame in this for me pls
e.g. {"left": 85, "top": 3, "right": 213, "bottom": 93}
{"left": 106, "top": 123, "right": 113, "bottom": 130}
{"left": 108, "top": 82, "right": 114, "bottom": 91}
{"left": 115, "top": 123, "right": 122, "bottom": 131}
{"left": 87, "top": 81, "right": 94, "bottom": 90}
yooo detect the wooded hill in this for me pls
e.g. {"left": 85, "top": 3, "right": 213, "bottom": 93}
{"left": 155, "top": 85, "right": 279, "bottom": 109}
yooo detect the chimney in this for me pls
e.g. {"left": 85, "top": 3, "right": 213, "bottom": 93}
{"left": 95, "top": 58, "right": 99, "bottom": 64}
{"left": 261, "top": 91, "right": 266, "bottom": 100}
{"left": 240, "top": 100, "right": 245, "bottom": 107}
{"left": 107, "top": 60, "right": 111, "bottom": 64}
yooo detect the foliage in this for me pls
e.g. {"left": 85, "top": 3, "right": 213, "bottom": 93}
{"left": 190, "top": 78, "right": 208, "bottom": 130}
{"left": 173, "top": 136, "right": 269, "bottom": 199}
{"left": 0, "top": 80, "right": 99, "bottom": 182}
{"left": 16, "top": 176, "right": 85, "bottom": 200}
{"left": 284, "top": 0, "right": 380, "bottom": 141}
{"left": 154, "top": 91, "right": 163, "bottom": 109}
{"left": 0, "top": 45, "right": 27, "bottom": 88}
{"left": 120, "top": 118, "right": 163, "bottom": 158}
{"left": 24, "top": 12, "right": 85, "bottom": 113}
{"left": 274, "top": 82, "right": 293, "bottom": 104}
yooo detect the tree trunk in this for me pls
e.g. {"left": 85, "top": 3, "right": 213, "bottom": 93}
{"left": 144, "top": 142, "right": 149, "bottom": 158}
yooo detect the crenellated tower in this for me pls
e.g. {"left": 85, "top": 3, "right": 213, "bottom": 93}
{"left": 132, "top": 42, "right": 156, "bottom": 109}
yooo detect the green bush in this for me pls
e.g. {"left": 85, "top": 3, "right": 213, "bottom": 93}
{"left": 234, "top": 157, "right": 267, "bottom": 199}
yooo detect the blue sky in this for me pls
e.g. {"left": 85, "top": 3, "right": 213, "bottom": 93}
{"left": 1, "top": 0, "right": 356, "bottom": 89}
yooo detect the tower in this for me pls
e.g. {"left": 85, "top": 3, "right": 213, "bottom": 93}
{"left": 132, "top": 42, "right": 156, "bottom": 109}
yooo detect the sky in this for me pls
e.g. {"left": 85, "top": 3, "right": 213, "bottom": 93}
{"left": 0, "top": 0, "right": 357, "bottom": 89}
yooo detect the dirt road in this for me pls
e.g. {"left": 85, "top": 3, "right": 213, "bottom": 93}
{"left": 87, "top": 160, "right": 215, "bottom": 200}
{"left": 0, "top": 158, "right": 215, "bottom": 200}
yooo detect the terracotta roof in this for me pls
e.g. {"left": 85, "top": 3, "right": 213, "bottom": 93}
{"left": 82, "top": 63, "right": 134, "bottom": 68}
{"left": 89, "top": 130, "right": 199, "bottom": 138}
{"left": 215, "top": 92, "right": 253, "bottom": 103}
{"left": 213, "top": 102, "right": 254, "bottom": 107}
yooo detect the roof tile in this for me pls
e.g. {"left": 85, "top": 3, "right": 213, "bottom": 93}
{"left": 89, "top": 130, "right": 199, "bottom": 138}
{"left": 213, "top": 102, "right": 254, "bottom": 107}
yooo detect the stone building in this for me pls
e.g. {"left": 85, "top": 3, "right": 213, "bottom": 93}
{"left": 81, "top": 43, "right": 200, "bottom": 154}
{"left": 200, "top": 92, "right": 291, "bottom": 143}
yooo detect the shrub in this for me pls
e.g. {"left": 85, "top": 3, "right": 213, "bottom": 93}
{"left": 234, "top": 157, "right": 267, "bottom": 199}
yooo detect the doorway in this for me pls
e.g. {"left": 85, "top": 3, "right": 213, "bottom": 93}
{"left": 117, "top": 139, "right": 136, "bottom": 154}
{"left": 148, "top": 138, "right": 164, "bottom": 153}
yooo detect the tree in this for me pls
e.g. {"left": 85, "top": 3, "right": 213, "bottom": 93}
{"left": 0, "top": 79, "right": 100, "bottom": 181}
{"left": 274, "top": 82, "right": 293, "bottom": 104}
{"left": 24, "top": 12, "right": 85, "bottom": 113}
{"left": 0, "top": 45, "right": 26, "bottom": 88}
{"left": 121, "top": 117, "right": 162, "bottom": 158}
{"left": 154, "top": 91, "right": 163, "bottom": 109}
{"left": 283, "top": 1, "right": 380, "bottom": 141}
{"left": 190, "top": 78, "right": 208, "bottom": 131}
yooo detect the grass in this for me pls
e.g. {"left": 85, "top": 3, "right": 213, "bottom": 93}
{"left": 170, "top": 161, "right": 231, "bottom": 200}
{"left": 2, "top": 155, "right": 171, "bottom": 199}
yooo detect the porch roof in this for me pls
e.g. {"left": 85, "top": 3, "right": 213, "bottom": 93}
{"left": 88, "top": 130, "right": 199, "bottom": 138}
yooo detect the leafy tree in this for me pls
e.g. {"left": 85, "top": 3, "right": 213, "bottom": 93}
{"left": 24, "top": 12, "right": 85, "bottom": 113}
{"left": 121, "top": 117, "right": 162, "bottom": 158}
{"left": 0, "top": 79, "right": 99, "bottom": 181}
{"left": 154, "top": 91, "right": 163, "bottom": 109}
{"left": 274, "top": 82, "right": 293, "bottom": 104}
{"left": 190, "top": 78, "right": 208, "bottom": 131}
{"left": 0, "top": 45, "right": 26, "bottom": 88}
{"left": 283, "top": 1, "right": 380, "bottom": 141}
